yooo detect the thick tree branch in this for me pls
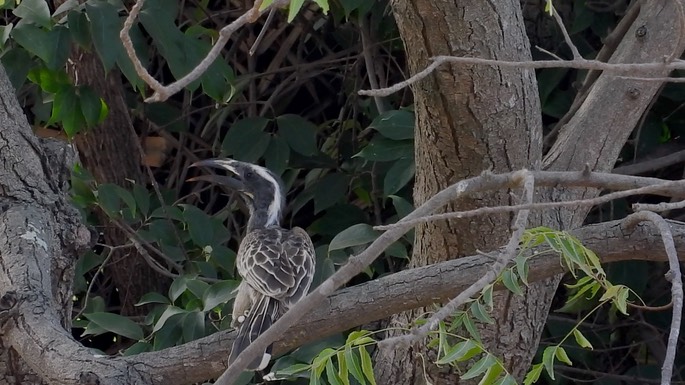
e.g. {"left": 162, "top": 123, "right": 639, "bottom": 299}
{"left": 115, "top": 218, "right": 685, "bottom": 384}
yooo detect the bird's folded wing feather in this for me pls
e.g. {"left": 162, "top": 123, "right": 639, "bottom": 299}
{"left": 238, "top": 227, "right": 315, "bottom": 304}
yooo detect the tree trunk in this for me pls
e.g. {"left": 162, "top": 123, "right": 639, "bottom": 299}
{"left": 377, "top": 0, "right": 685, "bottom": 384}
{"left": 71, "top": 49, "right": 167, "bottom": 316}
{"left": 374, "top": 1, "right": 542, "bottom": 383}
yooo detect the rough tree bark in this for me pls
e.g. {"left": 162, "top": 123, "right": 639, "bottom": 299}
{"left": 377, "top": 1, "right": 685, "bottom": 384}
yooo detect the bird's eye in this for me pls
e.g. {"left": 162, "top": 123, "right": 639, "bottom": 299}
{"left": 244, "top": 171, "right": 254, "bottom": 179}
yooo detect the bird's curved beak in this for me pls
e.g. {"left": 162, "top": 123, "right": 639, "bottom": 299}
{"left": 188, "top": 159, "right": 245, "bottom": 191}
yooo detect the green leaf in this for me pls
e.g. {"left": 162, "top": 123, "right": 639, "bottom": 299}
{"left": 183, "top": 206, "right": 214, "bottom": 247}
{"left": 314, "top": 174, "right": 349, "bottom": 214}
{"left": 122, "top": 341, "right": 151, "bottom": 356}
{"left": 383, "top": 157, "right": 415, "bottom": 196}
{"left": 541, "top": 346, "right": 557, "bottom": 380}
{"left": 11, "top": 23, "right": 70, "bottom": 70}
{"left": 501, "top": 269, "right": 523, "bottom": 296}
{"left": 222, "top": 117, "right": 271, "bottom": 163}
{"left": 436, "top": 339, "right": 480, "bottom": 364}
{"left": 572, "top": 329, "right": 593, "bottom": 349}
{"left": 479, "top": 362, "right": 504, "bottom": 385}
{"left": 203, "top": 280, "right": 239, "bottom": 311}
{"left": 554, "top": 346, "right": 572, "bottom": 366}
{"left": 169, "top": 276, "right": 188, "bottom": 302}
{"left": 495, "top": 374, "right": 517, "bottom": 385}
{"left": 354, "top": 137, "right": 413, "bottom": 161}
{"left": 52, "top": 86, "right": 86, "bottom": 137}
{"left": 136, "top": 292, "right": 170, "bottom": 306}
{"left": 369, "top": 110, "right": 414, "bottom": 140}
{"left": 463, "top": 314, "right": 481, "bottom": 341}
{"left": 344, "top": 345, "right": 365, "bottom": 384}
{"left": 0, "top": 23, "right": 12, "bottom": 47}
{"left": 1, "top": 47, "right": 33, "bottom": 90}
{"left": 523, "top": 363, "right": 544, "bottom": 385}
{"left": 86, "top": 0, "right": 122, "bottom": 71}
{"left": 13, "top": 0, "right": 51, "bottom": 29}
{"left": 185, "top": 279, "right": 210, "bottom": 300}
{"left": 96, "top": 183, "right": 122, "bottom": 215}
{"left": 329, "top": 224, "right": 379, "bottom": 252}
{"left": 359, "top": 347, "right": 376, "bottom": 385}
{"left": 79, "top": 86, "right": 106, "bottom": 127}
{"left": 182, "top": 310, "right": 205, "bottom": 342}
{"left": 461, "top": 353, "right": 496, "bottom": 380}
{"left": 265, "top": 135, "right": 290, "bottom": 176}
{"left": 277, "top": 114, "right": 319, "bottom": 156}
{"left": 337, "top": 351, "right": 350, "bottom": 385}
{"left": 469, "top": 301, "right": 494, "bottom": 324}
{"left": 132, "top": 184, "right": 150, "bottom": 217}
{"left": 67, "top": 11, "right": 90, "bottom": 48}
{"left": 325, "top": 359, "right": 344, "bottom": 385}
{"left": 315, "top": 0, "right": 329, "bottom": 13}
{"left": 287, "top": 0, "right": 306, "bottom": 22}
{"left": 85, "top": 312, "right": 144, "bottom": 340}
{"left": 152, "top": 305, "right": 187, "bottom": 333}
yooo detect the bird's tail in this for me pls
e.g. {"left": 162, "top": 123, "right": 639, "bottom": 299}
{"left": 229, "top": 295, "right": 281, "bottom": 371}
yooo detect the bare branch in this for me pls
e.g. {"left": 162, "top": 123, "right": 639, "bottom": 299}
{"left": 552, "top": 7, "right": 581, "bottom": 60}
{"left": 633, "top": 200, "right": 685, "bottom": 213}
{"left": 374, "top": 171, "right": 685, "bottom": 230}
{"left": 623, "top": 212, "right": 682, "bottom": 385}
{"left": 120, "top": 0, "right": 290, "bottom": 103}
{"left": 358, "top": 56, "right": 685, "bottom": 97}
{"left": 613, "top": 149, "right": 685, "bottom": 175}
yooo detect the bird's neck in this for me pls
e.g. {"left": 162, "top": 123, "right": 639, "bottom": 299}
{"left": 247, "top": 208, "right": 279, "bottom": 231}
{"left": 246, "top": 194, "right": 283, "bottom": 231}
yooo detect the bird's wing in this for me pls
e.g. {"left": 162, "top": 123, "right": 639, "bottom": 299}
{"left": 237, "top": 227, "right": 314, "bottom": 303}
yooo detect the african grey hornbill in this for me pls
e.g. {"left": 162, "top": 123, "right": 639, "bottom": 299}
{"left": 190, "top": 159, "right": 315, "bottom": 370}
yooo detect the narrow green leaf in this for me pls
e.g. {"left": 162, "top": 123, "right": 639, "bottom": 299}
{"left": 51, "top": 86, "right": 86, "bottom": 138}
{"left": 541, "top": 346, "right": 557, "bottom": 380}
{"left": 478, "top": 362, "right": 503, "bottom": 385}
{"left": 554, "top": 346, "right": 572, "bottom": 366}
{"left": 501, "top": 269, "right": 523, "bottom": 296}
{"left": 325, "top": 358, "right": 344, "bottom": 385}
{"left": 169, "top": 276, "right": 188, "bottom": 302}
{"left": 344, "top": 345, "right": 365, "bottom": 384}
{"left": 329, "top": 224, "right": 379, "bottom": 252}
{"left": 337, "top": 351, "right": 350, "bottom": 385}
{"left": 359, "top": 347, "right": 377, "bottom": 385}
{"left": 436, "top": 339, "right": 479, "bottom": 364}
{"left": 461, "top": 354, "right": 496, "bottom": 380}
{"left": 469, "top": 301, "right": 494, "bottom": 324}
{"left": 122, "top": 341, "right": 151, "bottom": 356}
{"left": 85, "top": 312, "right": 144, "bottom": 340}
{"left": 523, "top": 363, "right": 544, "bottom": 385}
{"left": 572, "top": 329, "right": 594, "bottom": 349}
{"left": 287, "top": 0, "right": 306, "bottom": 22}
{"left": 495, "top": 374, "right": 517, "bottom": 385}
{"left": 463, "top": 313, "right": 481, "bottom": 341}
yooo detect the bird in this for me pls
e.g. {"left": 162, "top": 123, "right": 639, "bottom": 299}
{"left": 189, "top": 159, "right": 315, "bottom": 371}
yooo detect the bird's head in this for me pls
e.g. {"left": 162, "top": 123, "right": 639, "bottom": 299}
{"left": 189, "top": 159, "right": 285, "bottom": 229}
